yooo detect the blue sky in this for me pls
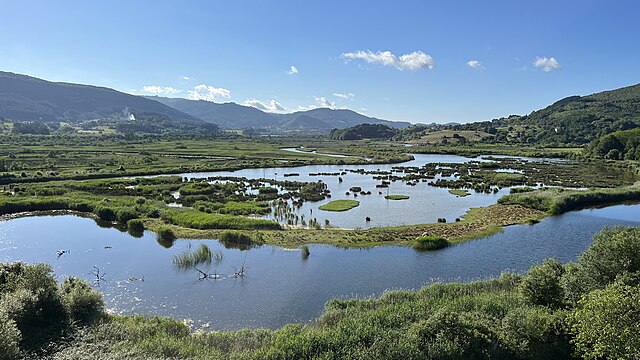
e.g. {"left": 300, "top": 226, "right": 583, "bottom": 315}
{"left": 1, "top": 0, "right": 639, "bottom": 123}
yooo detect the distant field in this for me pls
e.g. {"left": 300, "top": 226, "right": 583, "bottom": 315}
{"left": 410, "top": 130, "right": 493, "bottom": 145}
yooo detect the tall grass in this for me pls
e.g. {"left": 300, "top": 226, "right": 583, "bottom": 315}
{"left": 498, "top": 183, "right": 640, "bottom": 214}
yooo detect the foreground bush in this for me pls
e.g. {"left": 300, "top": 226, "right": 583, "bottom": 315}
{"left": 0, "top": 262, "right": 105, "bottom": 357}
{"left": 0, "top": 311, "right": 22, "bottom": 360}
{"left": 561, "top": 226, "right": 640, "bottom": 304}
{"left": 59, "top": 277, "right": 104, "bottom": 324}
{"left": 569, "top": 281, "right": 640, "bottom": 359}
{"left": 519, "top": 259, "right": 565, "bottom": 308}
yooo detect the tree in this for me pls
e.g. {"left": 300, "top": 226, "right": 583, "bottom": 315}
{"left": 596, "top": 134, "right": 624, "bottom": 157}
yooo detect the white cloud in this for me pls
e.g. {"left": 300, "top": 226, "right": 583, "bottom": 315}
{"left": 333, "top": 92, "right": 354, "bottom": 100}
{"left": 533, "top": 57, "right": 561, "bottom": 72}
{"left": 342, "top": 50, "right": 434, "bottom": 71}
{"left": 315, "top": 96, "right": 336, "bottom": 109}
{"left": 188, "top": 84, "right": 231, "bottom": 101}
{"left": 244, "top": 99, "right": 287, "bottom": 112}
{"left": 287, "top": 65, "right": 299, "bottom": 75}
{"left": 142, "top": 85, "right": 181, "bottom": 95}
{"left": 180, "top": 76, "right": 191, "bottom": 80}
{"left": 466, "top": 60, "right": 484, "bottom": 70}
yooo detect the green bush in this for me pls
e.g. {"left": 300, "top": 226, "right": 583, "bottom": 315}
{"left": 569, "top": 281, "right": 640, "bottom": 359}
{"left": 0, "top": 263, "right": 68, "bottom": 350}
{"left": 0, "top": 311, "right": 22, "bottom": 360}
{"left": 499, "top": 307, "right": 571, "bottom": 359}
{"left": 116, "top": 207, "right": 138, "bottom": 224}
{"left": 156, "top": 226, "right": 176, "bottom": 242}
{"left": 519, "top": 259, "right": 565, "bottom": 308}
{"left": 127, "top": 219, "right": 145, "bottom": 233}
{"left": 59, "top": 277, "right": 104, "bottom": 324}
{"left": 219, "top": 231, "right": 253, "bottom": 245}
{"left": 561, "top": 226, "right": 640, "bottom": 304}
{"left": 414, "top": 235, "right": 448, "bottom": 250}
{"left": 94, "top": 205, "right": 116, "bottom": 221}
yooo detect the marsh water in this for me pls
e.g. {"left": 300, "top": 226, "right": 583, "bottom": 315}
{"left": 176, "top": 153, "right": 520, "bottom": 229}
{"left": 2, "top": 204, "right": 639, "bottom": 330}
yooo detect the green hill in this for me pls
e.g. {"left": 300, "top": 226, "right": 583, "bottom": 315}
{"left": 459, "top": 83, "right": 640, "bottom": 146}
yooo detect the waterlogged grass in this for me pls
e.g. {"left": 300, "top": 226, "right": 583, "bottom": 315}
{"left": 448, "top": 189, "right": 470, "bottom": 197}
{"left": 319, "top": 199, "right": 360, "bottom": 211}
{"left": 384, "top": 194, "right": 410, "bottom": 200}
{"left": 499, "top": 183, "right": 640, "bottom": 214}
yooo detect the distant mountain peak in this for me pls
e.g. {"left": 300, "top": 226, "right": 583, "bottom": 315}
{"left": 150, "top": 96, "right": 411, "bottom": 131}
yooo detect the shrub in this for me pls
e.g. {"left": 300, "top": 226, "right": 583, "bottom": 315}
{"left": 407, "top": 309, "right": 502, "bottom": 358}
{"left": 59, "top": 277, "right": 104, "bottom": 324}
{"left": 561, "top": 226, "right": 640, "bottom": 304}
{"left": 0, "top": 311, "right": 21, "bottom": 360}
{"left": 414, "top": 235, "right": 448, "bottom": 250}
{"left": 569, "top": 281, "right": 640, "bottom": 359}
{"left": 127, "top": 219, "right": 145, "bottom": 233}
{"left": 499, "top": 307, "right": 571, "bottom": 358}
{"left": 219, "top": 231, "right": 253, "bottom": 245}
{"left": 156, "top": 226, "right": 176, "bottom": 242}
{"left": 0, "top": 263, "right": 67, "bottom": 350}
{"left": 116, "top": 207, "right": 138, "bottom": 224}
{"left": 519, "top": 259, "right": 565, "bottom": 308}
{"left": 94, "top": 206, "right": 116, "bottom": 221}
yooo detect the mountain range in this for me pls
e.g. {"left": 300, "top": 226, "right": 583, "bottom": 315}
{"left": 0, "top": 71, "right": 410, "bottom": 132}
{"left": 147, "top": 96, "right": 411, "bottom": 130}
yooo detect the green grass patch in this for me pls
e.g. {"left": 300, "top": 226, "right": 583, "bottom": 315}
{"left": 319, "top": 200, "right": 360, "bottom": 211}
{"left": 385, "top": 194, "right": 410, "bottom": 200}
{"left": 163, "top": 208, "right": 281, "bottom": 230}
{"left": 448, "top": 189, "right": 470, "bottom": 197}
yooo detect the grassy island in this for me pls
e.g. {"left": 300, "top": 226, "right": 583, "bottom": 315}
{"left": 385, "top": 194, "right": 410, "bottom": 200}
{"left": 448, "top": 189, "right": 471, "bottom": 197}
{"left": 318, "top": 199, "right": 360, "bottom": 211}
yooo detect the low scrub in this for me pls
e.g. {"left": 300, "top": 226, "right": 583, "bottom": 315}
{"left": 413, "top": 235, "right": 448, "bottom": 250}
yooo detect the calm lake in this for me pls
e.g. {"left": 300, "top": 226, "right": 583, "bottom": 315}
{"left": 1, "top": 204, "right": 639, "bottom": 330}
